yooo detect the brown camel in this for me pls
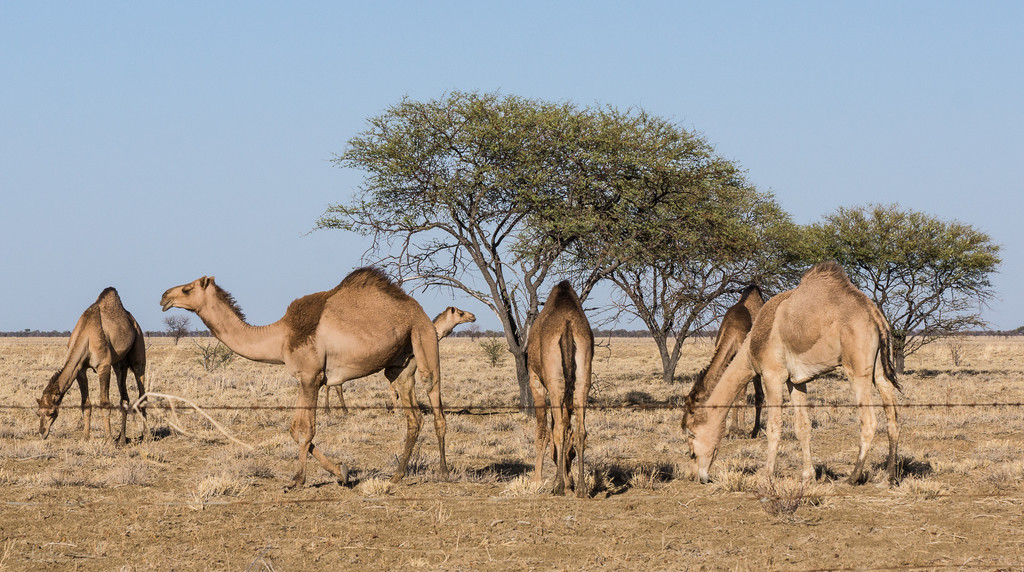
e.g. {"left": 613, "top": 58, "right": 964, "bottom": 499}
{"left": 683, "top": 262, "right": 900, "bottom": 485}
{"left": 686, "top": 285, "right": 765, "bottom": 439}
{"left": 323, "top": 306, "right": 476, "bottom": 413}
{"left": 527, "top": 281, "right": 594, "bottom": 497}
{"left": 160, "top": 267, "right": 446, "bottom": 489}
{"left": 37, "top": 287, "right": 148, "bottom": 445}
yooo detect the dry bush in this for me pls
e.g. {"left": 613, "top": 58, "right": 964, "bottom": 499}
{"left": 104, "top": 458, "right": 154, "bottom": 487}
{"left": 358, "top": 477, "right": 395, "bottom": 497}
{"left": 499, "top": 475, "right": 546, "bottom": 498}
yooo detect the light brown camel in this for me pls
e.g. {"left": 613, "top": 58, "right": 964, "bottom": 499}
{"left": 159, "top": 267, "right": 446, "bottom": 489}
{"left": 683, "top": 262, "right": 900, "bottom": 485}
{"left": 686, "top": 285, "right": 765, "bottom": 439}
{"left": 323, "top": 306, "right": 476, "bottom": 414}
{"left": 37, "top": 287, "right": 148, "bottom": 445}
{"left": 527, "top": 281, "right": 594, "bottom": 497}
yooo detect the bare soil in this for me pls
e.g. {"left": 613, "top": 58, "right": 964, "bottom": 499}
{"left": 1, "top": 336, "right": 1022, "bottom": 570}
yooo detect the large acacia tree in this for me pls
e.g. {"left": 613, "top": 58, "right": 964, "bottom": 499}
{"left": 318, "top": 91, "right": 754, "bottom": 406}
{"left": 807, "top": 203, "right": 1001, "bottom": 372}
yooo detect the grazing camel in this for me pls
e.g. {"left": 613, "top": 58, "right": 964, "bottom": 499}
{"left": 37, "top": 287, "right": 148, "bottom": 445}
{"left": 323, "top": 306, "right": 476, "bottom": 414}
{"left": 160, "top": 267, "right": 447, "bottom": 489}
{"left": 685, "top": 285, "right": 765, "bottom": 439}
{"left": 683, "top": 262, "right": 900, "bottom": 485}
{"left": 527, "top": 281, "right": 594, "bottom": 497}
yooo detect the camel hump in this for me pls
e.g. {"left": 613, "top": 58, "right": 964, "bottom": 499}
{"left": 801, "top": 261, "right": 851, "bottom": 284}
{"left": 339, "top": 267, "right": 411, "bottom": 301}
{"left": 95, "top": 287, "right": 125, "bottom": 310}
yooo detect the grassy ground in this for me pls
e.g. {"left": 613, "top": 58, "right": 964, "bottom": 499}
{"left": 1, "top": 335, "right": 1022, "bottom": 570}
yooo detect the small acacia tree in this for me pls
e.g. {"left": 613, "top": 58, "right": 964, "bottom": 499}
{"left": 163, "top": 315, "right": 191, "bottom": 345}
{"left": 318, "top": 91, "right": 751, "bottom": 408}
{"left": 807, "top": 203, "right": 1001, "bottom": 372}
{"left": 589, "top": 184, "right": 802, "bottom": 383}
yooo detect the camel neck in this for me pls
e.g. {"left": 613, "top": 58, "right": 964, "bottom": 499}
{"left": 196, "top": 302, "right": 288, "bottom": 364}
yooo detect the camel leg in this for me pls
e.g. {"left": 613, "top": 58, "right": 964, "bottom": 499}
{"left": 573, "top": 347, "right": 592, "bottom": 499}
{"left": 335, "top": 387, "right": 347, "bottom": 414}
{"left": 76, "top": 370, "right": 91, "bottom": 440}
{"left": 549, "top": 398, "right": 569, "bottom": 496}
{"left": 388, "top": 365, "right": 423, "bottom": 483}
{"left": 528, "top": 371, "right": 550, "bottom": 485}
{"left": 422, "top": 366, "right": 448, "bottom": 480}
{"left": 131, "top": 366, "right": 151, "bottom": 441}
{"left": 788, "top": 381, "right": 814, "bottom": 482}
{"left": 729, "top": 387, "right": 746, "bottom": 436}
{"left": 874, "top": 370, "right": 900, "bottom": 485}
{"left": 762, "top": 371, "right": 785, "bottom": 478}
{"left": 750, "top": 375, "right": 764, "bottom": 439}
{"left": 847, "top": 374, "right": 878, "bottom": 485}
{"left": 96, "top": 364, "right": 114, "bottom": 442}
{"left": 322, "top": 385, "right": 348, "bottom": 415}
{"left": 286, "top": 376, "right": 346, "bottom": 489}
{"left": 113, "top": 363, "right": 130, "bottom": 446}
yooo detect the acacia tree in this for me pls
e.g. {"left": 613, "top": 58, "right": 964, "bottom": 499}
{"left": 163, "top": 315, "right": 191, "bottom": 345}
{"left": 807, "top": 203, "right": 1001, "bottom": 372}
{"left": 318, "top": 91, "right": 746, "bottom": 407}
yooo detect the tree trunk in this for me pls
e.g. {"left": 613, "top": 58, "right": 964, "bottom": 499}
{"left": 652, "top": 334, "right": 681, "bottom": 385}
{"left": 512, "top": 349, "right": 535, "bottom": 414}
{"left": 892, "top": 331, "right": 907, "bottom": 374}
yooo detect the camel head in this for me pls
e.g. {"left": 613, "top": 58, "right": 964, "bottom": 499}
{"left": 445, "top": 307, "right": 476, "bottom": 327}
{"left": 37, "top": 374, "right": 60, "bottom": 439}
{"left": 434, "top": 307, "right": 476, "bottom": 339}
{"left": 681, "top": 397, "right": 718, "bottom": 484}
{"left": 161, "top": 276, "right": 217, "bottom": 314}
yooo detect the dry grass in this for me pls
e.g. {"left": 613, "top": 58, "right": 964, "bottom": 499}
{"left": 1, "top": 334, "right": 1023, "bottom": 569}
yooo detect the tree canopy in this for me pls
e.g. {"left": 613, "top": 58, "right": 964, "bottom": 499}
{"left": 806, "top": 203, "right": 1001, "bottom": 371}
{"left": 317, "top": 91, "right": 768, "bottom": 404}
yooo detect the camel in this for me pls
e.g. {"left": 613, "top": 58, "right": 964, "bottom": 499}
{"left": 322, "top": 306, "right": 476, "bottom": 414}
{"left": 527, "top": 281, "right": 594, "bottom": 497}
{"left": 685, "top": 285, "right": 765, "bottom": 439}
{"left": 683, "top": 262, "right": 900, "bottom": 485}
{"left": 37, "top": 287, "right": 148, "bottom": 445}
{"left": 160, "top": 267, "right": 446, "bottom": 489}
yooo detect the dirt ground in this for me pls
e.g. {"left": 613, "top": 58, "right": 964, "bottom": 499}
{"left": 1, "top": 336, "right": 1022, "bottom": 570}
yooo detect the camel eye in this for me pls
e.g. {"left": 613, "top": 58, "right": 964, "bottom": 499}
{"left": 182, "top": 286, "right": 192, "bottom": 294}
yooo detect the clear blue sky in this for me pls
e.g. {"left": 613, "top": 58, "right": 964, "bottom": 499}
{"left": 2, "top": 2, "right": 1021, "bottom": 332}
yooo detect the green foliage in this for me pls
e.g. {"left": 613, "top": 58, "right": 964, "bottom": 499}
{"left": 317, "top": 91, "right": 770, "bottom": 404}
{"left": 479, "top": 337, "right": 505, "bottom": 368}
{"left": 805, "top": 203, "right": 1001, "bottom": 363}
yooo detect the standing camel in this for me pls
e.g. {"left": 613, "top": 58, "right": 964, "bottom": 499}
{"left": 160, "top": 267, "right": 446, "bottom": 489}
{"left": 683, "top": 262, "right": 900, "bottom": 485}
{"left": 685, "top": 285, "right": 765, "bottom": 439}
{"left": 323, "top": 306, "right": 476, "bottom": 414}
{"left": 37, "top": 287, "right": 148, "bottom": 445}
{"left": 527, "top": 281, "right": 594, "bottom": 497}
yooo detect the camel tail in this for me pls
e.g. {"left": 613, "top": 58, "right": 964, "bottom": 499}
{"left": 873, "top": 308, "right": 901, "bottom": 393}
{"left": 559, "top": 320, "right": 577, "bottom": 398}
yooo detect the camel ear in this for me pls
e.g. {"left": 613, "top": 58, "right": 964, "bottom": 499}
{"left": 199, "top": 276, "right": 215, "bottom": 288}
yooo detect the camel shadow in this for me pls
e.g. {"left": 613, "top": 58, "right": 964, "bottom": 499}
{"left": 594, "top": 462, "right": 676, "bottom": 498}
{"left": 468, "top": 461, "right": 532, "bottom": 482}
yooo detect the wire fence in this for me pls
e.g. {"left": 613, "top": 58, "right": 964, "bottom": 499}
{"left": 7, "top": 400, "right": 1024, "bottom": 412}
